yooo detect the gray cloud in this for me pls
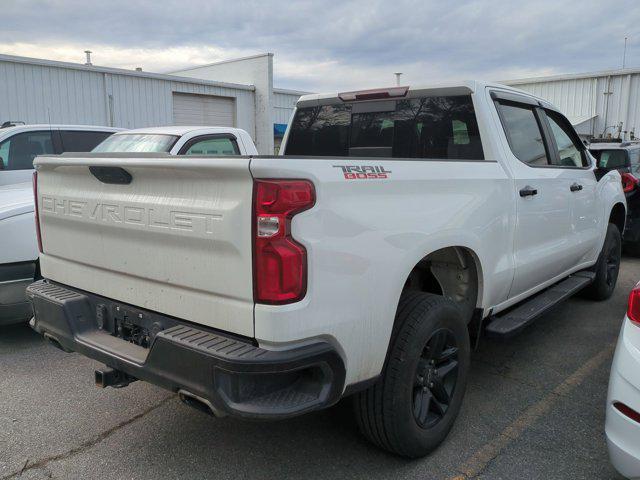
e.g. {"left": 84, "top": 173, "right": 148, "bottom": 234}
{"left": 1, "top": 0, "right": 639, "bottom": 91}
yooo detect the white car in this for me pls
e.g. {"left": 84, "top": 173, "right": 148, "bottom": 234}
{"left": 28, "top": 81, "right": 625, "bottom": 457}
{"left": 607, "top": 284, "right": 640, "bottom": 479}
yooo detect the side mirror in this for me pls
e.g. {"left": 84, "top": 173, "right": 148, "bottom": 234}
{"left": 583, "top": 139, "right": 589, "bottom": 147}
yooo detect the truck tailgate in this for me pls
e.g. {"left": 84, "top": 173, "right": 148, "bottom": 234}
{"left": 34, "top": 154, "right": 255, "bottom": 337}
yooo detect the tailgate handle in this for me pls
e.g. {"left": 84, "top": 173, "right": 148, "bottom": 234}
{"left": 89, "top": 166, "right": 132, "bottom": 185}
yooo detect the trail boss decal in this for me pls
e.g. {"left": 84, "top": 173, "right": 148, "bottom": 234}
{"left": 333, "top": 165, "right": 392, "bottom": 180}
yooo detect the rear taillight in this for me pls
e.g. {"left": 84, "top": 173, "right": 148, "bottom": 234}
{"left": 253, "top": 179, "right": 315, "bottom": 304}
{"left": 621, "top": 172, "right": 638, "bottom": 193}
{"left": 32, "top": 171, "right": 43, "bottom": 253}
{"left": 627, "top": 282, "right": 640, "bottom": 326}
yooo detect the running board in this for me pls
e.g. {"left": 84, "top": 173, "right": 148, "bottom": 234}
{"left": 485, "top": 271, "right": 595, "bottom": 338}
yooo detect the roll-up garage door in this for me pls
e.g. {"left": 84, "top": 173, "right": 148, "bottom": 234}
{"left": 172, "top": 93, "right": 236, "bottom": 127}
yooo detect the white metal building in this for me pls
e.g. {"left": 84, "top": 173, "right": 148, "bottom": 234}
{"left": 504, "top": 68, "right": 640, "bottom": 141}
{"left": 0, "top": 53, "right": 304, "bottom": 154}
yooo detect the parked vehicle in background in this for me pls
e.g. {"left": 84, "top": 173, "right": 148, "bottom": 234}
{"left": 590, "top": 140, "right": 640, "bottom": 253}
{"left": 0, "top": 123, "right": 122, "bottom": 186}
{"left": 606, "top": 282, "right": 640, "bottom": 479}
{"left": 28, "top": 81, "right": 625, "bottom": 457}
{"left": 0, "top": 124, "right": 121, "bottom": 326}
{"left": 92, "top": 126, "right": 258, "bottom": 155}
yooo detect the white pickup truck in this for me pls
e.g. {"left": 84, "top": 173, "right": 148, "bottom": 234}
{"left": 27, "top": 81, "right": 625, "bottom": 457}
{"left": 1, "top": 126, "right": 255, "bottom": 326}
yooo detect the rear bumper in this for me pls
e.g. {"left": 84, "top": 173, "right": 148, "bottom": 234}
{"left": 27, "top": 279, "right": 346, "bottom": 420}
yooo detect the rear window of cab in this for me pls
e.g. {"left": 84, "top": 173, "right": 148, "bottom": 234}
{"left": 284, "top": 95, "right": 484, "bottom": 160}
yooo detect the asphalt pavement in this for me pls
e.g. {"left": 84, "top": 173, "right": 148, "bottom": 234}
{"left": 2, "top": 258, "right": 636, "bottom": 479}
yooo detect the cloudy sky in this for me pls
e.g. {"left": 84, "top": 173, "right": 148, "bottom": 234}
{"left": 1, "top": 0, "right": 639, "bottom": 91}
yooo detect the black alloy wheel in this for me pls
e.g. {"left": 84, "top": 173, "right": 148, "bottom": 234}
{"left": 413, "top": 328, "right": 459, "bottom": 429}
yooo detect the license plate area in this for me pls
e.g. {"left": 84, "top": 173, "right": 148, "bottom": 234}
{"left": 96, "top": 303, "right": 178, "bottom": 349}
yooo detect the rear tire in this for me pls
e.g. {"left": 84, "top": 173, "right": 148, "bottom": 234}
{"left": 354, "top": 291, "right": 470, "bottom": 458}
{"left": 582, "top": 223, "right": 621, "bottom": 301}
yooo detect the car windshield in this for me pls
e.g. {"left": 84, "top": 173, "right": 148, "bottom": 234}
{"left": 590, "top": 149, "right": 629, "bottom": 169}
{"left": 92, "top": 134, "right": 178, "bottom": 153}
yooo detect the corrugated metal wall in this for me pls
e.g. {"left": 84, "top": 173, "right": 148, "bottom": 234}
{"left": 0, "top": 58, "right": 256, "bottom": 137}
{"left": 273, "top": 91, "right": 300, "bottom": 125}
{"left": 506, "top": 71, "right": 640, "bottom": 140}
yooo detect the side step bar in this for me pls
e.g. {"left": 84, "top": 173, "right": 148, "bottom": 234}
{"left": 485, "top": 271, "right": 595, "bottom": 338}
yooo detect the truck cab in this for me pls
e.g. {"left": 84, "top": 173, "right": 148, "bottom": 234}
{"left": 91, "top": 126, "right": 258, "bottom": 155}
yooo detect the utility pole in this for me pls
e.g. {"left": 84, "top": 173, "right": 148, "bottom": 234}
{"left": 623, "top": 37, "right": 628, "bottom": 69}
{"left": 394, "top": 72, "right": 402, "bottom": 86}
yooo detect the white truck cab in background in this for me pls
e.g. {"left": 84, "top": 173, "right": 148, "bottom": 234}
{"left": 1, "top": 126, "right": 255, "bottom": 326}
{"left": 27, "top": 82, "right": 625, "bottom": 457}
{"left": 92, "top": 126, "right": 258, "bottom": 156}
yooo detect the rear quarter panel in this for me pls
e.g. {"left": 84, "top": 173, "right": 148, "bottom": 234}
{"left": 250, "top": 157, "right": 514, "bottom": 385}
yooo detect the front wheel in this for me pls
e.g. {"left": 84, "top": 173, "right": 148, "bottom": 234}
{"left": 582, "top": 223, "right": 621, "bottom": 301}
{"left": 354, "top": 291, "right": 470, "bottom": 458}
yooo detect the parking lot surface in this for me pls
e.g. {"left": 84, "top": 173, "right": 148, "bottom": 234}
{"left": 2, "top": 260, "right": 636, "bottom": 480}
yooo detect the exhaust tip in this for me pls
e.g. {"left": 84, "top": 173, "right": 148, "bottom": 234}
{"left": 178, "top": 390, "right": 224, "bottom": 417}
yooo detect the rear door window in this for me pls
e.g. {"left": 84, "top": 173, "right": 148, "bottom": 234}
{"left": 60, "top": 130, "right": 114, "bottom": 153}
{"left": 285, "top": 95, "right": 484, "bottom": 160}
{"left": 0, "top": 130, "right": 55, "bottom": 170}
{"left": 496, "top": 103, "right": 550, "bottom": 166}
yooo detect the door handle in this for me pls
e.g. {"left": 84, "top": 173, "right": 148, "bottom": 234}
{"left": 570, "top": 183, "right": 583, "bottom": 192}
{"left": 519, "top": 186, "right": 538, "bottom": 197}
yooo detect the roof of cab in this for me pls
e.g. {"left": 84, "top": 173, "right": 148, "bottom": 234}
{"left": 109, "top": 126, "right": 248, "bottom": 137}
{"left": 0, "top": 124, "right": 123, "bottom": 137}
{"left": 589, "top": 141, "right": 640, "bottom": 150}
{"left": 296, "top": 80, "right": 553, "bottom": 109}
